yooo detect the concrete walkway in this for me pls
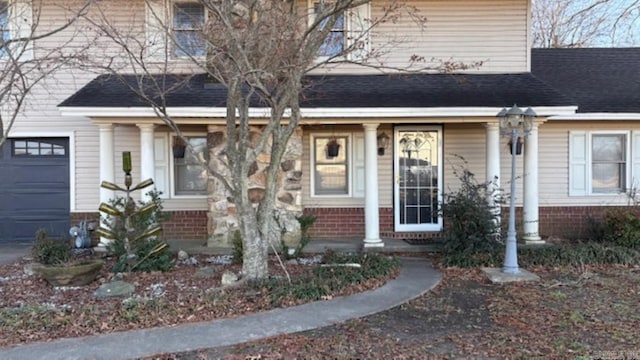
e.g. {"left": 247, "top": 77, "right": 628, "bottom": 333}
{"left": 0, "top": 257, "right": 441, "bottom": 360}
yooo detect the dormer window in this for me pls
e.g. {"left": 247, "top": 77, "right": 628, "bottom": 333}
{"left": 172, "top": 1, "right": 205, "bottom": 57}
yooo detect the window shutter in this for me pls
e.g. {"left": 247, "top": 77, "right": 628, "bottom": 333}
{"left": 154, "top": 134, "right": 169, "bottom": 198}
{"left": 631, "top": 131, "right": 640, "bottom": 190}
{"left": 347, "top": 3, "right": 370, "bottom": 61}
{"left": 569, "top": 131, "right": 588, "bottom": 196}
{"left": 353, "top": 133, "right": 365, "bottom": 197}
{"left": 145, "top": 0, "right": 168, "bottom": 62}
{"left": 10, "top": 0, "right": 33, "bottom": 61}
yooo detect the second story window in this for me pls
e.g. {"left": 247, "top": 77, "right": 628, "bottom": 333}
{"left": 0, "top": 2, "right": 9, "bottom": 57}
{"left": 313, "top": 2, "right": 345, "bottom": 58}
{"left": 173, "top": 2, "right": 205, "bottom": 57}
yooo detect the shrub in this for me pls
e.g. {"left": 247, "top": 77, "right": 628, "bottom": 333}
{"left": 440, "top": 158, "right": 502, "bottom": 256}
{"left": 440, "top": 242, "right": 640, "bottom": 268}
{"left": 231, "top": 230, "right": 243, "bottom": 264}
{"left": 602, "top": 208, "right": 640, "bottom": 249}
{"left": 250, "top": 253, "right": 400, "bottom": 305}
{"left": 31, "top": 229, "right": 73, "bottom": 265}
{"left": 281, "top": 214, "right": 317, "bottom": 259}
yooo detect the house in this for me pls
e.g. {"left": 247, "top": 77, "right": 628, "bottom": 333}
{"left": 1, "top": 0, "right": 638, "bottom": 247}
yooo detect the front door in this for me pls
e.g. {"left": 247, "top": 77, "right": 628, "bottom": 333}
{"left": 394, "top": 126, "right": 443, "bottom": 232}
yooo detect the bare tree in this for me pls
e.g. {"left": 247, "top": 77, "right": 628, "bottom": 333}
{"left": 0, "top": 0, "right": 92, "bottom": 147}
{"left": 85, "top": 0, "right": 477, "bottom": 280}
{"left": 532, "top": 0, "right": 640, "bottom": 48}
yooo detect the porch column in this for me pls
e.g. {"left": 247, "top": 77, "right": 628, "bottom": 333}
{"left": 98, "top": 124, "right": 115, "bottom": 248}
{"left": 485, "top": 122, "right": 501, "bottom": 219}
{"left": 137, "top": 124, "right": 155, "bottom": 202}
{"left": 363, "top": 123, "right": 383, "bottom": 248}
{"left": 523, "top": 123, "right": 543, "bottom": 244}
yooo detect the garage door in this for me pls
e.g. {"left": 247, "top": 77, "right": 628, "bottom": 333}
{"left": 0, "top": 138, "right": 70, "bottom": 244}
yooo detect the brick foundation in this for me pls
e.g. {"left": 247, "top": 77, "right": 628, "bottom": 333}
{"left": 70, "top": 210, "right": 208, "bottom": 242}
{"left": 303, "top": 208, "right": 442, "bottom": 241}
{"left": 71, "top": 205, "right": 632, "bottom": 244}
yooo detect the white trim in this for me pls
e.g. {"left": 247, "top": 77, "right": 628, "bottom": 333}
{"left": 309, "top": 132, "right": 353, "bottom": 198}
{"left": 574, "top": 130, "right": 632, "bottom": 196}
{"left": 7, "top": 130, "right": 76, "bottom": 211}
{"left": 549, "top": 113, "right": 640, "bottom": 121}
{"left": 59, "top": 106, "right": 579, "bottom": 119}
{"left": 393, "top": 125, "right": 443, "bottom": 232}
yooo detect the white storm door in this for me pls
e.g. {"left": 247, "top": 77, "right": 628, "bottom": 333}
{"left": 394, "top": 126, "right": 443, "bottom": 232}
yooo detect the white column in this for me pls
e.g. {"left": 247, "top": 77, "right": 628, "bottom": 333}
{"left": 485, "top": 123, "right": 501, "bottom": 216}
{"left": 98, "top": 124, "right": 115, "bottom": 248}
{"left": 137, "top": 124, "right": 156, "bottom": 202}
{"left": 363, "top": 123, "right": 383, "bottom": 247}
{"left": 523, "top": 123, "right": 543, "bottom": 244}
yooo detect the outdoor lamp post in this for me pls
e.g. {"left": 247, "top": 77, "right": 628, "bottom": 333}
{"left": 497, "top": 104, "right": 536, "bottom": 274}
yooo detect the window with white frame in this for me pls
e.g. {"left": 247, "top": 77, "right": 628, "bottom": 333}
{"left": 172, "top": 1, "right": 205, "bottom": 57}
{"left": 313, "top": 2, "right": 346, "bottom": 57}
{"left": 569, "top": 131, "right": 639, "bottom": 195}
{"left": 0, "top": 2, "right": 9, "bottom": 55}
{"left": 173, "top": 136, "right": 208, "bottom": 196}
{"left": 310, "top": 1, "right": 370, "bottom": 60}
{"left": 0, "top": 0, "right": 32, "bottom": 60}
{"left": 311, "top": 133, "right": 365, "bottom": 197}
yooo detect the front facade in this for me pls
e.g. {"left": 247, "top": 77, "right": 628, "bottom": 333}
{"left": 2, "top": 0, "right": 639, "bottom": 245}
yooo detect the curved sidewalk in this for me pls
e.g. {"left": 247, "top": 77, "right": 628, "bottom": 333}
{"left": 0, "top": 258, "right": 441, "bottom": 360}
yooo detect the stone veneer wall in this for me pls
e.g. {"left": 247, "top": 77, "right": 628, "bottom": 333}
{"left": 206, "top": 126, "right": 304, "bottom": 247}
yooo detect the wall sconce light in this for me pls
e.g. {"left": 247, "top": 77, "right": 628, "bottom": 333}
{"left": 377, "top": 132, "right": 390, "bottom": 156}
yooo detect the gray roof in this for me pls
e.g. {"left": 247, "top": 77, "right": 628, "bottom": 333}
{"left": 59, "top": 72, "right": 573, "bottom": 109}
{"left": 531, "top": 47, "right": 640, "bottom": 113}
{"left": 61, "top": 48, "right": 640, "bottom": 113}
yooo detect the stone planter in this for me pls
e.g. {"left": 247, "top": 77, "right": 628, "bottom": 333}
{"left": 34, "top": 259, "right": 104, "bottom": 286}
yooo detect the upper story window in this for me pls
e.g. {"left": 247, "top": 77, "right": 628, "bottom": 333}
{"left": 309, "top": 1, "right": 370, "bottom": 60}
{"left": 313, "top": 2, "right": 345, "bottom": 58}
{"left": 172, "top": 2, "right": 206, "bottom": 57}
{"left": 0, "top": 2, "right": 9, "bottom": 53}
{"left": 0, "top": 0, "right": 32, "bottom": 60}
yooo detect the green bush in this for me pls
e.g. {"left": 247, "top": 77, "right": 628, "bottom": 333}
{"left": 250, "top": 253, "right": 400, "bottom": 306}
{"left": 440, "top": 158, "right": 502, "bottom": 256}
{"left": 231, "top": 230, "right": 243, "bottom": 264}
{"left": 31, "top": 229, "right": 73, "bottom": 265}
{"left": 440, "top": 242, "right": 640, "bottom": 268}
{"left": 602, "top": 208, "right": 640, "bottom": 248}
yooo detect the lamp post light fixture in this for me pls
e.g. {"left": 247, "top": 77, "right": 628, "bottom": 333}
{"left": 497, "top": 104, "right": 536, "bottom": 274}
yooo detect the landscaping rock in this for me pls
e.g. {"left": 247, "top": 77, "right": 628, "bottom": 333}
{"left": 177, "top": 250, "right": 189, "bottom": 261}
{"left": 194, "top": 267, "right": 218, "bottom": 279}
{"left": 221, "top": 270, "right": 239, "bottom": 286}
{"left": 94, "top": 280, "right": 135, "bottom": 299}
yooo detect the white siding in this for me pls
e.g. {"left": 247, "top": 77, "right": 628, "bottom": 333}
{"left": 539, "top": 121, "right": 640, "bottom": 207}
{"left": 7, "top": 0, "right": 531, "bottom": 214}
{"left": 309, "top": 0, "right": 530, "bottom": 74}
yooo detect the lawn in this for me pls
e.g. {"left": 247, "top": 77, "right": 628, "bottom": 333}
{"left": 159, "top": 261, "right": 640, "bottom": 359}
